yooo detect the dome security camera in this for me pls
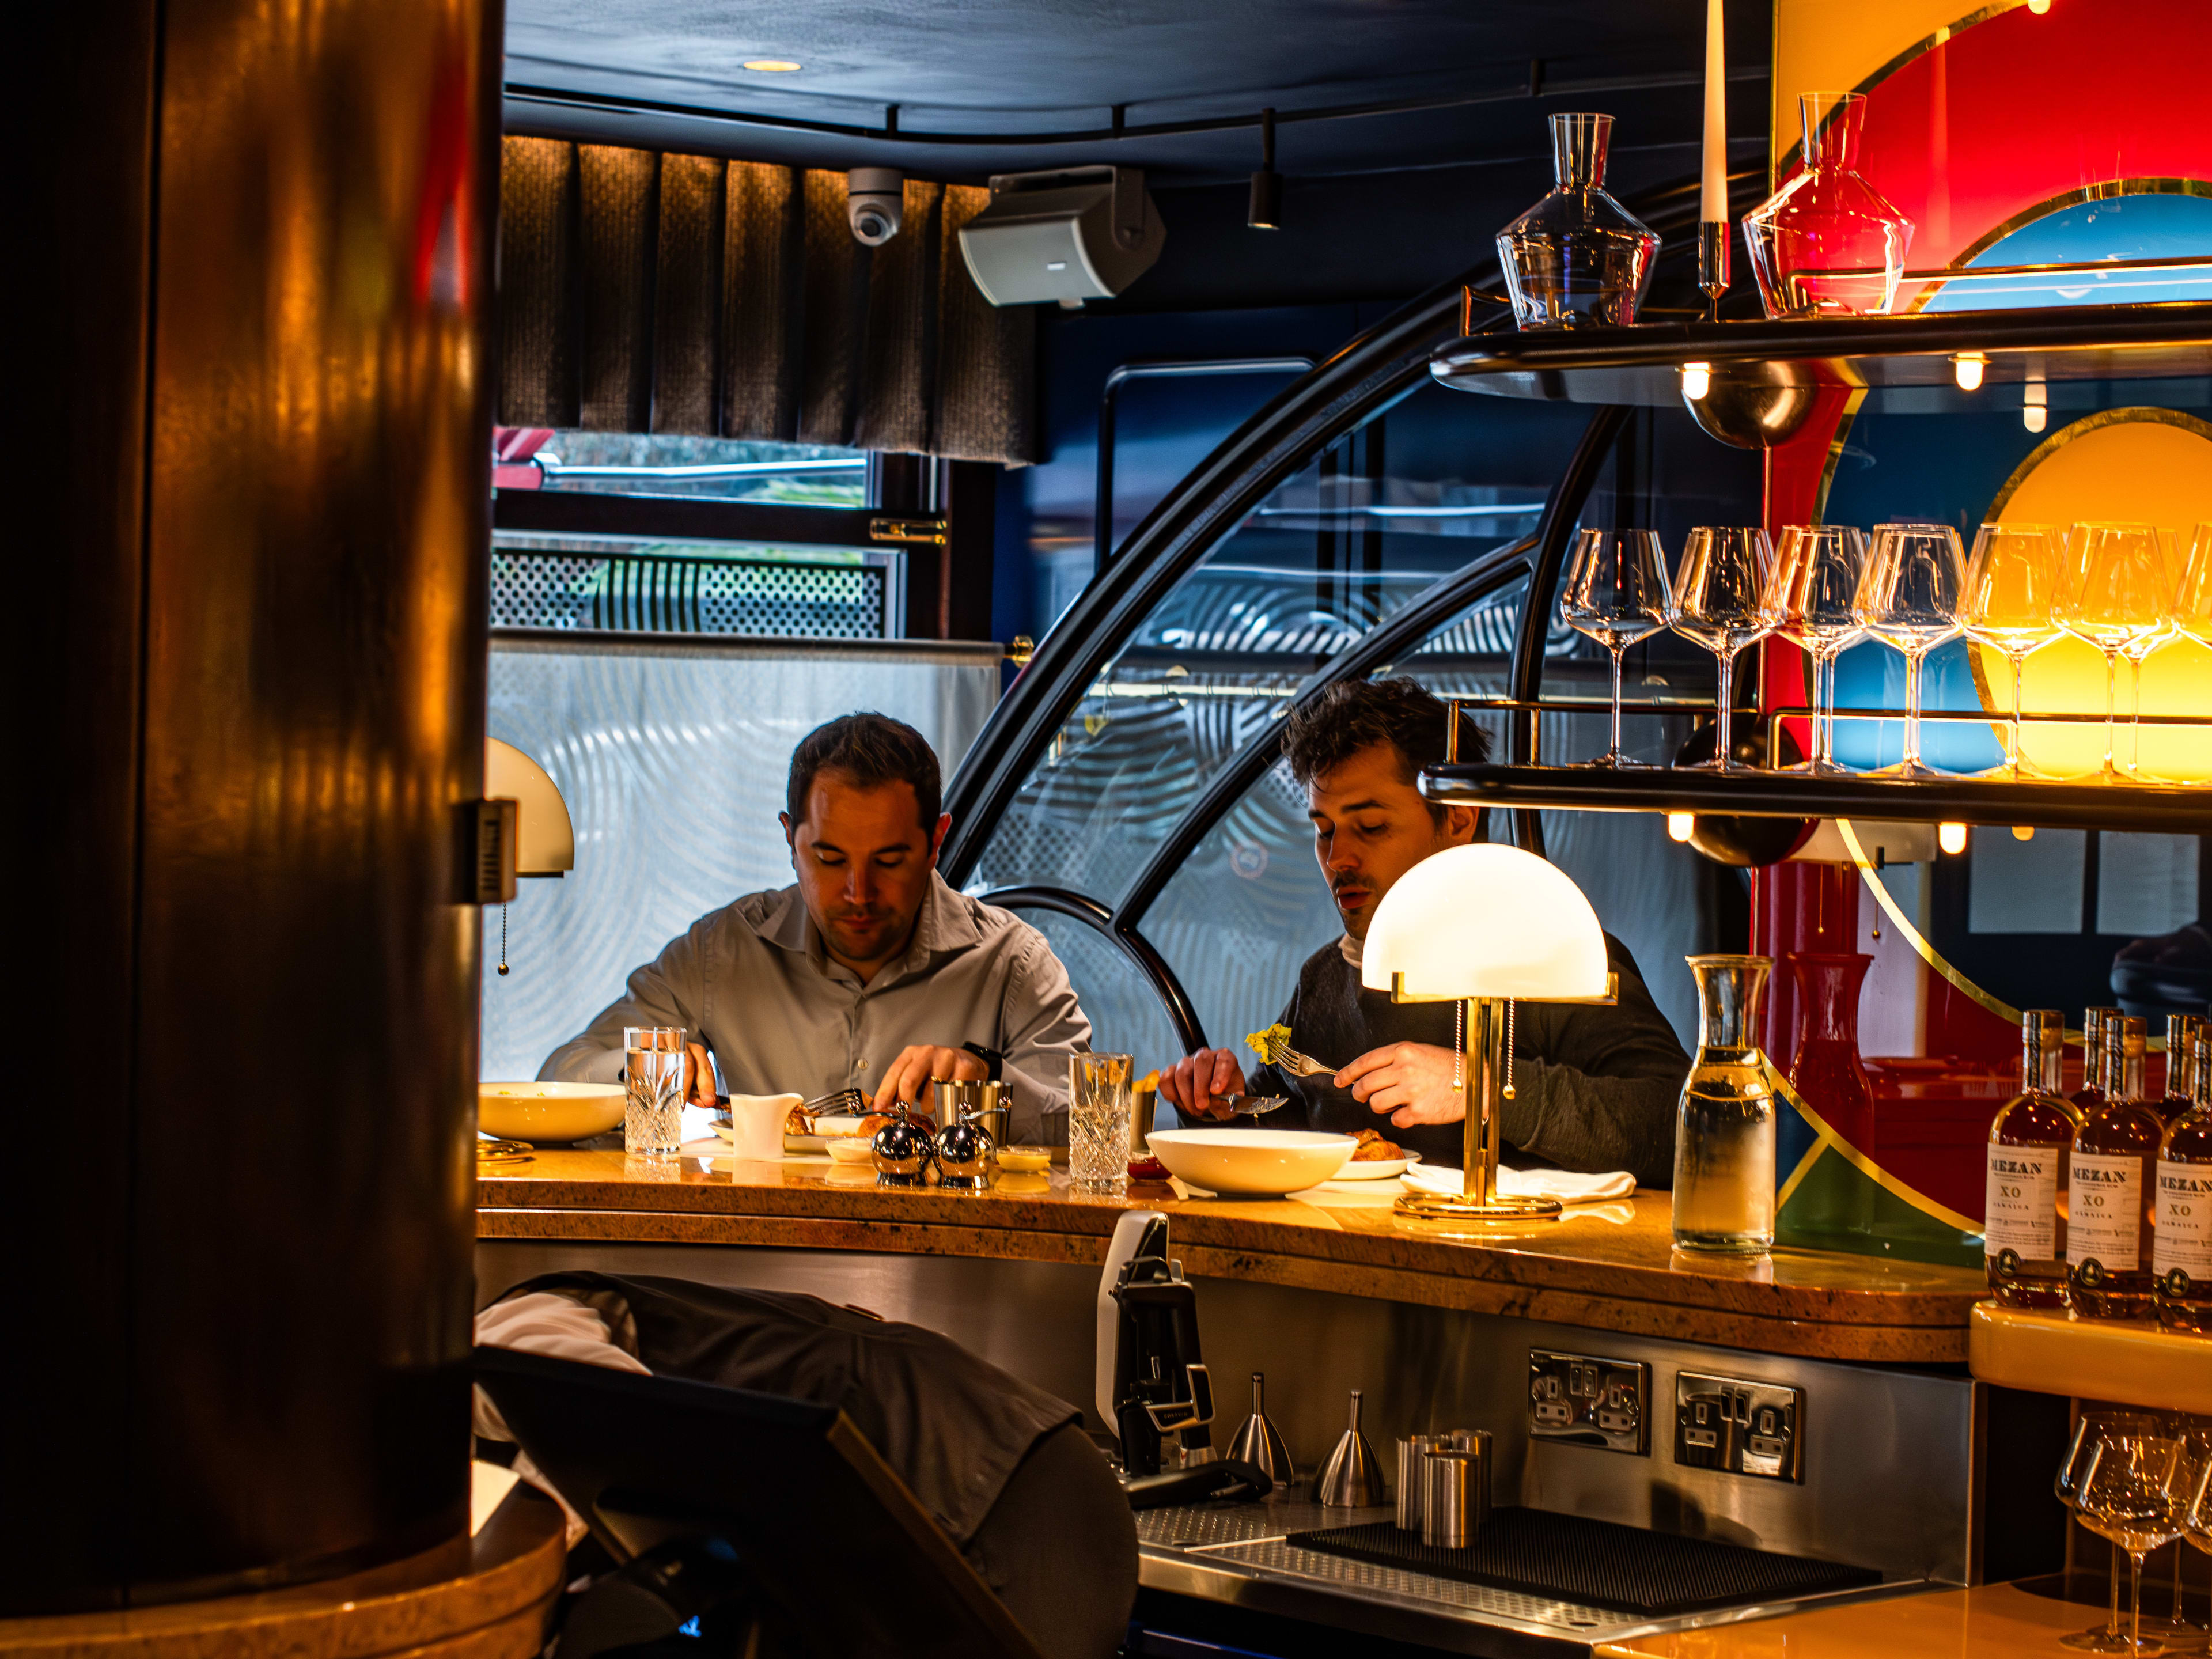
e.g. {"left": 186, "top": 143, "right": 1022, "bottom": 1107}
{"left": 848, "top": 167, "right": 903, "bottom": 246}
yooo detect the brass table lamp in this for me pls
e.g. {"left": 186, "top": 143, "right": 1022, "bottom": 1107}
{"left": 1361, "top": 840, "right": 1616, "bottom": 1223}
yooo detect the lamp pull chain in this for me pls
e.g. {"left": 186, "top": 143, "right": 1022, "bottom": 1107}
{"left": 1502, "top": 999, "right": 1516, "bottom": 1100}
{"left": 498, "top": 903, "right": 510, "bottom": 977}
{"left": 1453, "top": 998, "right": 1464, "bottom": 1091}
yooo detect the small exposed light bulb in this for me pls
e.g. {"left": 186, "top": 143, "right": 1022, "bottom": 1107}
{"left": 1953, "top": 353, "right": 1987, "bottom": 392}
{"left": 742, "top": 58, "right": 803, "bottom": 71}
{"left": 2023, "top": 375, "right": 2047, "bottom": 434}
{"left": 2023, "top": 404, "right": 2047, "bottom": 433}
{"left": 2012, "top": 825, "right": 2036, "bottom": 842}
{"left": 1681, "top": 362, "right": 1712, "bottom": 400}
{"left": 1938, "top": 821, "right": 1968, "bottom": 855}
{"left": 1666, "top": 812, "right": 1695, "bottom": 843}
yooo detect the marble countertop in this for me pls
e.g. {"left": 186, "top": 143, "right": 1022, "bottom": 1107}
{"left": 477, "top": 1143, "right": 1985, "bottom": 1362}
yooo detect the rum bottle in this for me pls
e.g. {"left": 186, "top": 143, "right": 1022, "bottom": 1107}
{"left": 2071, "top": 1007, "right": 2113, "bottom": 1116}
{"left": 2154, "top": 1025, "right": 2212, "bottom": 1332}
{"left": 2158, "top": 1013, "right": 2202, "bottom": 1125}
{"left": 1985, "top": 1009, "right": 2078, "bottom": 1310}
{"left": 2068, "top": 1016, "right": 2161, "bottom": 1321}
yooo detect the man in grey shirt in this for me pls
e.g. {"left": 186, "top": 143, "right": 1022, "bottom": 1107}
{"left": 542, "top": 714, "right": 1091, "bottom": 1143}
{"left": 1157, "top": 677, "right": 1688, "bottom": 1187}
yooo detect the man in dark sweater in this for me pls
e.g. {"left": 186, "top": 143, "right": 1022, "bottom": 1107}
{"left": 1158, "top": 677, "right": 1689, "bottom": 1188}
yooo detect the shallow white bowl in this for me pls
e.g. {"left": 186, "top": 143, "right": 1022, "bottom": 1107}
{"left": 1145, "top": 1128, "right": 1357, "bottom": 1195}
{"left": 479, "top": 1081, "right": 626, "bottom": 1143}
{"left": 824, "top": 1137, "right": 876, "bottom": 1165}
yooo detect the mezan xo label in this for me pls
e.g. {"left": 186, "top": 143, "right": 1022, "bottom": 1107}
{"left": 2070, "top": 1152, "right": 2143, "bottom": 1270}
{"left": 1984, "top": 1149, "right": 2059, "bottom": 1257}
{"left": 2156, "top": 1162, "right": 2212, "bottom": 1275}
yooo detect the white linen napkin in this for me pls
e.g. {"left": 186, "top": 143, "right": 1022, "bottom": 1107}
{"left": 1402, "top": 1162, "right": 1636, "bottom": 1203}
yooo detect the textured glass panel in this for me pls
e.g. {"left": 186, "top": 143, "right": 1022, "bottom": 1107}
{"left": 2097, "top": 832, "right": 2200, "bottom": 938}
{"left": 1005, "top": 909, "right": 1181, "bottom": 1085}
{"left": 480, "top": 638, "right": 999, "bottom": 1080}
{"left": 1969, "top": 828, "right": 2088, "bottom": 934}
{"left": 518, "top": 430, "right": 868, "bottom": 505}
{"left": 972, "top": 384, "right": 1584, "bottom": 907}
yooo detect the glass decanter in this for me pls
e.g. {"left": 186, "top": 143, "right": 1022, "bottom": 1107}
{"left": 1783, "top": 952, "right": 1875, "bottom": 1242}
{"left": 1742, "top": 92, "right": 1914, "bottom": 318}
{"left": 1496, "top": 112, "right": 1658, "bottom": 331}
{"left": 1672, "top": 955, "right": 1778, "bottom": 1255}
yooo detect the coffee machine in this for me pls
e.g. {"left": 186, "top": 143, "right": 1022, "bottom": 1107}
{"left": 1096, "top": 1211, "right": 1215, "bottom": 1477}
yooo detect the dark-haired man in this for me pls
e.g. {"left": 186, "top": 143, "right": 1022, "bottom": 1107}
{"left": 543, "top": 713, "right": 1091, "bottom": 1142}
{"left": 1158, "top": 677, "right": 1688, "bottom": 1187}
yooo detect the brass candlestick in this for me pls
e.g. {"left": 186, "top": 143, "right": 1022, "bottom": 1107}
{"left": 1698, "top": 219, "right": 1730, "bottom": 320}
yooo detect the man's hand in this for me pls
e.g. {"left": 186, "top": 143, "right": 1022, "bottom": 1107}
{"left": 683, "top": 1042, "right": 718, "bottom": 1107}
{"left": 1335, "top": 1042, "right": 1466, "bottom": 1129}
{"left": 872, "top": 1044, "right": 988, "bottom": 1113}
{"left": 1158, "top": 1048, "right": 1249, "bottom": 1120}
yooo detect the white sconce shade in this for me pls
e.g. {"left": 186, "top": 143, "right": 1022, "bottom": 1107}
{"left": 487, "top": 738, "right": 575, "bottom": 876}
{"left": 1360, "top": 844, "right": 1608, "bottom": 1002}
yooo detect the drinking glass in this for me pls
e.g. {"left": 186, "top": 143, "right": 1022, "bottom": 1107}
{"left": 1770, "top": 525, "right": 1868, "bottom": 774}
{"left": 2078, "top": 1427, "right": 2184, "bottom": 1658}
{"left": 2058, "top": 523, "right": 2173, "bottom": 782}
{"left": 1857, "top": 522, "right": 1966, "bottom": 779}
{"left": 2165, "top": 1424, "right": 2212, "bottom": 1657}
{"left": 1560, "top": 528, "right": 1671, "bottom": 766}
{"left": 1069, "top": 1052, "right": 1135, "bottom": 1194}
{"left": 2059, "top": 1412, "right": 2164, "bottom": 1654}
{"left": 2173, "top": 525, "right": 2212, "bottom": 649}
{"left": 1961, "top": 523, "right": 2065, "bottom": 779}
{"left": 1670, "top": 527, "right": 1779, "bottom": 773}
{"left": 623, "top": 1025, "right": 687, "bottom": 1157}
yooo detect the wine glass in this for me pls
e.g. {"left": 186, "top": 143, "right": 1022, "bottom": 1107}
{"left": 2167, "top": 1425, "right": 2212, "bottom": 1657}
{"left": 1771, "top": 525, "right": 1868, "bottom": 774}
{"left": 1857, "top": 522, "right": 1966, "bottom": 779}
{"left": 2173, "top": 525, "right": 2212, "bottom": 649}
{"left": 2078, "top": 1426, "right": 2184, "bottom": 1658}
{"left": 2057, "top": 522, "right": 2172, "bottom": 782}
{"left": 1560, "top": 528, "right": 1672, "bottom": 767}
{"left": 1670, "top": 526, "right": 1779, "bottom": 773}
{"left": 1961, "top": 523, "right": 2064, "bottom": 779}
{"left": 2061, "top": 1413, "right": 2166, "bottom": 1654}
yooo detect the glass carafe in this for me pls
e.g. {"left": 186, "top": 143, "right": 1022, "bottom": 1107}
{"left": 1742, "top": 92, "right": 1914, "bottom": 318}
{"left": 1673, "top": 955, "right": 1778, "bottom": 1255}
{"left": 1495, "top": 112, "right": 1658, "bottom": 331}
{"left": 1784, "top": 952, "right": 1876, "bottom": 1242}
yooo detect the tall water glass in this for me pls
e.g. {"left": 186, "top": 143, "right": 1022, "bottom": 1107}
{"left": 1671, "top": 527, "right": 1779, "bottom": 772}
{"left": 624, "top": 1025, "right": 687, "bottom": 1157}
{"left": 1961, "top": 523, "right": 2064, "bottom": 779}
{"left": 1771, "top": 525, "right": 1868, "bottom": 774}
{"left": 1069, "top": 1052, "right": 1135, "bottom": 1194}
{"left": 2058, "top": 523, "right": 2172, "bottom": 781}
{"left": 1857, "top": 522, "right": 1965, "bottom": 778}
{"left": 1560, "top": 528, "right": 1671, "bottom": 766}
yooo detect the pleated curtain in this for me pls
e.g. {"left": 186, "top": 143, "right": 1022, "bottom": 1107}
{"left": 497, "top": 136, "right": 1037, "bottom": 465}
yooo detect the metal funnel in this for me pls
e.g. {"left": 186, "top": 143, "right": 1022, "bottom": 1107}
{"left": 1224, "top": 1372, "right": 1294, "bottom": 1490}
{"left": 1313, "top": 1389, "right": 1388, "bottom": 1508}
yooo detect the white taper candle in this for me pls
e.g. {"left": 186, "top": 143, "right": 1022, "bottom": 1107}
{"left": 1702, "top": 0, "right": 1727, "bottom": 222}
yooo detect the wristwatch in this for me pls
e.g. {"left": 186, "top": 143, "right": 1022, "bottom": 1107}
{"left": 961, "top": 1041, "right": 1006, "bottom": 1082}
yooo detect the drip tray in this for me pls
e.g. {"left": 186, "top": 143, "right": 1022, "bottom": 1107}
{"left": 1286, "top": 1509, "right": 1880, "bottom": 1619}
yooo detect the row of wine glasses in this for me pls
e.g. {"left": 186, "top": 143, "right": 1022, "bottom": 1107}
{"left": 2055, "top": 1411, "right": 2212, "bottom": 1656}
{"left": 1560, "top": 520, "right": 2212, "bottom": 779}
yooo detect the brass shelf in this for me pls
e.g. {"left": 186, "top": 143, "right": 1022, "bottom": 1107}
{"left": 1430, "top": 297, "right": 2212, "bottom": 407}
{"left": 1420, "top": 760, "right": 2212, "bottom": 834}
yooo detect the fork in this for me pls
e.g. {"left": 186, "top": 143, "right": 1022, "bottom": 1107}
{"left": 714, "top": 1088, "right": 869, "bottom": 1125}
{"left": 1220, "top": 1094, "right": 1289, "bottom": 1118}
{"left": 1251, "top": 1029, "right": 1332, "bottom": 1080}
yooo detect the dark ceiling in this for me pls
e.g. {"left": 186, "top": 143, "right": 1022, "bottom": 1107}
{"left": 504, "top": 0, "right": 1771, "bottom": 186}
{"left": 503, "top": 1, "right": 1774, "bottom": 309}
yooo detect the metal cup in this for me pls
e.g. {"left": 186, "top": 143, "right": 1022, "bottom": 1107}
{"left": 1128, "top": 1083, "right": 1158, "bottom": 1155}
{"left": 1422, "top": 1449, "right": 1479, "bottom": 1549}
{"left": 931, "top": 1077, "right": 1003, "bottom": 1131}
{"left": 1396, "top": 1434, "right": 1443, "bottom": 1532}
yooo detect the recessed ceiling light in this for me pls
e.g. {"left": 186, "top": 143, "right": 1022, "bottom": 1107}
{"left": 743, "top": 59, "right": 802, "bottom": 72}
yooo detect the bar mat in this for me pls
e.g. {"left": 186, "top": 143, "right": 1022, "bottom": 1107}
{"left": 1285, "top": 1509, "right": 1880, "bottom": 1618}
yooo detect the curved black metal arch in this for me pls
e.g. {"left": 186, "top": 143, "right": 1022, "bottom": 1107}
{"left": 971, "top": 883, "right": 1208, "bottom": 1052}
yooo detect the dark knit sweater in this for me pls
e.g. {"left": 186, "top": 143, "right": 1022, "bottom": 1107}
{"left": 1192, "top": 933, "right": 1690, "bottom": 1189}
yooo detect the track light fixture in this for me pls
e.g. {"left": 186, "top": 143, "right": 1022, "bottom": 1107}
{"left": 1248, "top": 107, "right": 1282, "bottom": 229}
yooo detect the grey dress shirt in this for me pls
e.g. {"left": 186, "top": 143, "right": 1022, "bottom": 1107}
{"left": 540, "top": 873, "right": 1092, "bottom": 1142}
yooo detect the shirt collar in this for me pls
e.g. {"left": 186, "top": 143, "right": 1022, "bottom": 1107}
{"left": 751, "top": 872, "right": 981, "bottom": 983}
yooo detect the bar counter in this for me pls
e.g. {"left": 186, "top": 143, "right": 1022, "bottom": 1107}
{"left": 478, "top": 1146, "right": 1982, "bottom": 1363}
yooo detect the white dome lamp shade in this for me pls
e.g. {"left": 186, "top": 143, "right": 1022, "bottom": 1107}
{"left": 486, "top": 738, "right": 574, "bottom": 877}
{"left": 1360, "top": 843, "right": 1616, "bottom": 1222}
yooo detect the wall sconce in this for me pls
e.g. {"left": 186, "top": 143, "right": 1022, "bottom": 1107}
{"left": 487, "top": 738, "right": 574, "bottom": 877}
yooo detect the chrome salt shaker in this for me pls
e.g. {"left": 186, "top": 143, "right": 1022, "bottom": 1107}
{"left": 1396, "top": 1434, "right": 1444, "bottom": 1531}
{"left": 1422, "top": 1448, "right": 1479, "bottom": 1548}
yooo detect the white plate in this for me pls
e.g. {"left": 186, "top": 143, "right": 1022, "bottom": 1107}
{"left": 1145, "top": 1128, "right": 1357, "bottom": 1195}
{"left": 1329, "top": 1152, "right": 1422, "bottom": 1181}
{"left": 711, "top": 1113, "right": 865, "bottom": 1153}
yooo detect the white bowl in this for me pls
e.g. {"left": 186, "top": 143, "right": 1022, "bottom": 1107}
{"left": 824, "top": 1137, "right": 876, "bottom": 1165}
{"left": 479, "top": 1081, "right": 626, "bottom": 1143}
{"left": 1145, "top": 1128, "right": 1357, "bottom": 1196}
